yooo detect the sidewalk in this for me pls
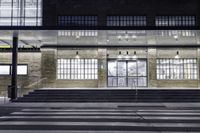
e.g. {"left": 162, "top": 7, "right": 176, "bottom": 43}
{"left": 2, "top": 101, "right": 200, "bottom": 110}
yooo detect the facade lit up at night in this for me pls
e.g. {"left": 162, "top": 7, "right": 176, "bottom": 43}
{"left": 0, "top": 0, "right": 200, "bottom": 98}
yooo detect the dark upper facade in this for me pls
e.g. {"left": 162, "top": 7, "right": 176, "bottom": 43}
{"left": 43, "top": 0, "right": 200, "bottom": 27}
{"left": 0, "top": 0, "right": 199, "bottom": 28}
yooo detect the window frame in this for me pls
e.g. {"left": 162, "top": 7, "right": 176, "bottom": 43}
{"left": 155, "top": 15, "right": 196, "bottom": 27}
{"left": 0, "top": 64, "right": 28, "bottom": 76}
{"left": 0, "top": 64, "right": 11, "bottom": 76}
{"left": 156, "top": 58, "right": 198, "bottom": 80}
{"left": 0, "top": 0, "right": 42, "bottom": 26}
{"left": 107, "top": 59, "right": 148, "bottom": 87}
{"left": 106, "top": 15, "right": 147, "bottom": 27}
{"left": 57, "top": 58, "right": 98, "bottom": 80}
{"left": 57, "top": 15, "right": 98, "bottom": 27}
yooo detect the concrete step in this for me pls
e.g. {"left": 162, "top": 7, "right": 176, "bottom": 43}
{"left": 14, "top": 89, "right": 200, "bottom": 102}
{"left": 0, "top": 108, "right": 200, "bottom": 132}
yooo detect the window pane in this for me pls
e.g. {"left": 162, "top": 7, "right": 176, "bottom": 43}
{"left": 108, "top": 61, "right": 117, "bottom": 76}
{"left": 128, "top": 62, "right": 137, "bottom": 76}
{"left": 108, "top": 77, "right": 117, "bottom": 87}
{"left": 118, "top": 62, "right": 126, "bottom": 76}
{"left": 128, "top": 77, "right": 137, "bottom": 87}
{"left": 0, "top": 65, "right": 10, "bottom": 75}
{"left": 17, "top": 65, "right": 28, "bottom": 75}
{"left": 118, "top": 77, "right": 126, "bottom": 87}
{"left": 138, "top": 77, "right": 147, "bottom": 87}
{"left": 138, "top": 60, "right": 147, "bottom": 76}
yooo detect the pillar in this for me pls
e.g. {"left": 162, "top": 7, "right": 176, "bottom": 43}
{"left": 11, "top": 31, "right": 18, "bottom": 100}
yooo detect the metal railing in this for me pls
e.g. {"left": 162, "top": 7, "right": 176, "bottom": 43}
{"left": 131, "top": 78, "right": 138, "bottom": 100}
{"left": 21, "top": 77, "right": 47, "bottom": 96}
{"left": 24, "top": 77, "right": 47, "bottom": 90}
{"left": 0, "top": 76, "right": 47, "bottom": 103}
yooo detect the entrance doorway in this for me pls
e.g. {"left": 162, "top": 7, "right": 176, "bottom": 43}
{"left": 107, "top": 59, "right": 147, "bottom": 87}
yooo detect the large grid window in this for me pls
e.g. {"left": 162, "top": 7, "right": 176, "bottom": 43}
{"left": 0, "top": 64, "right": 28, "bottom": 75}
{"left": 0, "top": 0, "right": 42, "bottom": 26}
{"left": 157, "top": 59, "right": 197, "bottom": 80}
{"left": 155, "top": 16, "right": 196, "bottom": 26}
{"left": 107, "top": 16, "right": 146, "bottom": 26}
{"left": 57, "top": 59, "right": 98, "bottom": 80}
{"left": 58, "top": 16, "right": 98, "bottom": 26}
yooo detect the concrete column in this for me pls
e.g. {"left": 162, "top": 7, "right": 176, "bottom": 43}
{"left": 41, "top": 48, "right": 57, "bottom": 88}
{"left": 11, "top": 31, "right": 18, "bottom": 100}
{"left": 98, "top": 48, "right": 107, "bottom": 88}
{"left": 148, "top": 48, "right": 157, "bottom": 88}
{"left": 197, "top": 48, "right": 200, "bottom": 88}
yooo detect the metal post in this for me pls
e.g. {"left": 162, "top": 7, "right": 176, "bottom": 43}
{"left": 11, "top": 31, "right": 18, "bottom": 101}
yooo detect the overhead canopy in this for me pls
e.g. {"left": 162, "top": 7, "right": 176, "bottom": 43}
{"left": 0, "top": 30, "right": 199, "bottom": 48}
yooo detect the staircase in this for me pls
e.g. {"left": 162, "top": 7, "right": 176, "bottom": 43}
{"left": 2, "top": 106, "right": 200, "bottom": 132}
{"left": 13, "top": 89, "right": 200, "bottom": 102}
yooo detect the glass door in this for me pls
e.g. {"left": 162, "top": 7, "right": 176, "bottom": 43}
{"left": 117, "top": 61, "right": 127, "bottom": 87}
{"left": 107, "top": 59, "right": 147, "bottom": 87}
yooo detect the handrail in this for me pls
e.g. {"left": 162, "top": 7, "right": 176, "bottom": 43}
{"left": 131, "top": 78, "right": 138, "bottom": 100}
{"left": 0, "top": 77, "right": 47, "bottom": 101}
{"left": 20, "top": 77, "right": 47, "bottom": 97}
{"left": 24, "top": 77, "right": 47, "bottom": 89}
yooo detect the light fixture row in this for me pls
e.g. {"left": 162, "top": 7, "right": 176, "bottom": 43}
{"left": 117, "top": 34, "right": 137, "bottom": 41}
{"left": 118, "top": 51, "right": 137, "bottom": 59}
{"left": 75, "top": 50, "right": 179, "bottom": 59}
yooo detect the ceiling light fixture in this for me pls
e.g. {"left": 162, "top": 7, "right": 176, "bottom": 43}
{"left": 175, "top": 51, "right": 180, "bottom": 59}
{"left": 76, "top": 51, "right": 80, "bottom": 59}
{"left": 132, "top": 51, "right": 137, "bottom": 60}
{"left": 118, "top": 51, "right": 122, "bottom": 59}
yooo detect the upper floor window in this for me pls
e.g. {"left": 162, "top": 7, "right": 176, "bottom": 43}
{"left": 58, "top": 30, "right": 98, "bottom": 37}
{"left": 155, "top": 16, "right": 196, "bottom": 27}
{"left": 58, "top": 16, "right": 98, "bottom": 26}
{"left": 107, "top": 16, "right": 146, "bottom": 26}
{"left": 0, "top": 0, "right": 42, "bottom": 26}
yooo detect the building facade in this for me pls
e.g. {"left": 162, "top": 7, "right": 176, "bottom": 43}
{"left": 0, "top": 0, "right": 200, "bottom": 96}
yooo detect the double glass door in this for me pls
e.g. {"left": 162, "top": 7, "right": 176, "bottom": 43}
{"left": 108, "top": 60, "right": 147, "bottom": 87}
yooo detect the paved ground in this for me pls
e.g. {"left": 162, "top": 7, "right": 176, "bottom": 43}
{"left": 0, "top": 101, "right": 200, "bottom": 132}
